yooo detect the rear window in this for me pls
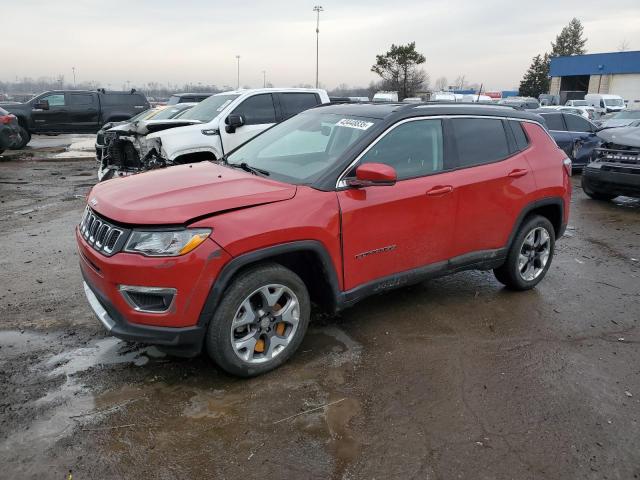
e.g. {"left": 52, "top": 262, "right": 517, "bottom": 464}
{"left": 541, "top": 113, "right": 565, "bottom": 131}
{"left": 451, "top": 118, "right": 510, "bottom": 167}
{"left": 101, "top": 93, "right": 147, "bottom": 106}
{"left": 279, "top": 93, "right": 320, "bottom": 118}
{"left": 509, "top": 120, "right": 529, "bottom": 151}
{"left": 67, "top": 93, "right": 95, "bottom": 106}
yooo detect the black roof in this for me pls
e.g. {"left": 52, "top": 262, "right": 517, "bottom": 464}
{"left": 312, "top": 102, "right": 544, "bottom": 123}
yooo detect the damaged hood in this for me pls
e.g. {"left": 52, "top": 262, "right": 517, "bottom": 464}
{"left": 108, "top": 119, "right": 202, "bottom": 136}
{"left": 89, "top": 162, "right": 297, "bottom": 225}
{"left": 597, "top": 126, "right": 640, "bottom": 149}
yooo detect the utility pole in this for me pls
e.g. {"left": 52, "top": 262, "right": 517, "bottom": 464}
{"left": 313, "top": 5, "right": 323, "bottom": 88}
{"left": 236, "top": 55, "right": 241, "bottom": 89}
{"left": 72, "top": 67, "right": 76, "bottom": 88}
{"left": 262, "top": 70, "right": 266, "bottom": 88}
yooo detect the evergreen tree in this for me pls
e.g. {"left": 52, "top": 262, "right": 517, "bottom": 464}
{"left": 519, "top": 54, "right": 550, "bottom": 98}
{"left": 550, "top": 18, "right": 587, "bottom": 56}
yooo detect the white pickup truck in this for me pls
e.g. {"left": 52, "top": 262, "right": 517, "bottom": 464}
{"left": 98, "top": 88, "right": 330, "bottom": 180}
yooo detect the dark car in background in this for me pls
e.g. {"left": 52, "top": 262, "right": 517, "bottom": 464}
{"left": 0, "top": 107, "right": 23, "bottom": 154}
{"left": 533, "top": 110, "right": 601, "bottom": 170}
{"left": 166, "top": 93, "right": 214, "bottom": 105}
{"left": 582, "top": 126, "right": 640, "bottom": 200}
{"left": 0, "top": 89, "right": 149, "bottom": 147}
{"left": 499, "top": 97, "right": 540, "bottom": 110}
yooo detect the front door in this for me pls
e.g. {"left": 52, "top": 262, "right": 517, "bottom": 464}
{"left": 338, "top": 118, "right": 457, "bottom": 291}
{"left": 219, "top": 93, "right": 277, "bottom": 154}
{"left": 31, "top": 93, "right": 68, "bottom": 132}
{"left": 563, "top": 113, "right": 601, "bottom": 167}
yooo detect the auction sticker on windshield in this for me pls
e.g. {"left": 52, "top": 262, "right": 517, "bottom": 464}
{"left": 336, "top": 118, "right": 374, "bottom": 130}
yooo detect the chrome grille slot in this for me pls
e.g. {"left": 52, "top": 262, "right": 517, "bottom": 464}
{"left": 79, "top": 206, "right": 127, "bottom": 256}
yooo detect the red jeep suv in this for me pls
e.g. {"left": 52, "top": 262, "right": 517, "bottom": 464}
{"left": 77, "top": 103, "right": 571, "bottom": 376}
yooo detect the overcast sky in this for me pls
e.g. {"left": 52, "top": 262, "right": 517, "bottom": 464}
{"left": 3, "top": 0, "right": 640, "bottom": 91}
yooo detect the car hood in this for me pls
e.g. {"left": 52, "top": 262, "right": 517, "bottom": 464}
{"left": 108, "top": 119, "right": 202, "bottom": 136}
{"left": 89, "top": 161, "right": 297, "bottom": 225}
{"left": 597, "top": 126, "right": 640, "bottom": 149}
{"left": 602, "top": 119, "right": 636, "bottom": 128}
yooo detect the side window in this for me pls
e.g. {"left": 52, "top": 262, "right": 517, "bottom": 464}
{"left": 42, "top": 94, "right": 65, "bottom": 107}
{"left": 542, "top": 113, "right": 565, "bottom": 131}
{"left": 279, "top": 93, "right": 320, "bottom": 118}
{"left": 509, "top": 120, "right": 529, "bottom": 151}
{"left": 451, "top": 118, "right": 509, "bottom": 167}
{"left": 564, "top": 114, "right": 592, "bottom": 132}
{"left": 359, "top": 119, "right": 444, "bottom": 180}
{"left": 600, "top": 99, "right": 605, "bottom": 108}
{"left": 67, "top": 94, "right": 95, "bottom": 106}
{"left": 233, "top": 94, "right": 276, "bottom": 125}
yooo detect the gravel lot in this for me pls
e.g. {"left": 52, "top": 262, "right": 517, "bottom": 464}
{"left": 1, "top": 145, "right": 639, "bottom": 479}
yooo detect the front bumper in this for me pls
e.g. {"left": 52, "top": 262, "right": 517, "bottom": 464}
{"left": 77, "top": 226, "right": 232, "bottom": 354}
{"left": 83, "top": 277, "right": 204, "bottom": 356}
{"left": 583, "top": 163, "right": 640, "bottom": 197}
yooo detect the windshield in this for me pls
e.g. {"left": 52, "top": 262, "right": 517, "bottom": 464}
{"left": 181, "top": 94, "right": 240, "bottom": 122}
{"left": 605, "top": 98, "right": 624, "bottom": 107}
{"left": 226, "top": 112, "right": 379, "bottom": 184}
{"left": 152, "top": 105, "right": 191, "bottom": 120}
{"left": 612, "top": 110, "right": 640, "bottom": 119}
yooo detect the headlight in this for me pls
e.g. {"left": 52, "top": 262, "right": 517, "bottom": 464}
{"left": 124, "top": 228, "right": 211, "bottom": 257}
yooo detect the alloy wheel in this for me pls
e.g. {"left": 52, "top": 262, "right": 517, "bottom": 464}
{"left": 517, "top": 227, "right": 551, "bottom": 281}
{"left": 230, "top": 284, "right": 300, "bottom": 364}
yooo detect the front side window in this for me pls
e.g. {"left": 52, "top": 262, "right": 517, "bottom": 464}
{"left": 226, "top": 112, "right": 378, "bottom": 184}
{"left": 358, "top": 119, "right": 444, "bottom": 180}
{"left": 41, "top": 94, "right": 65, "bottom": 107}
{"left": 181, "top": 94, "right": 240, "bottom": 122}
{"left": 451, "top": 118, "right": 509, "bottom": 167}
{"left": 232, "top": 94, "right": 277, "bottom": 125}
{"left": 564, "top": 114, "right": 593, "bottom": 132}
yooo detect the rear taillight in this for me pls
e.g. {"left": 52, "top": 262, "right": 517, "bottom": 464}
{"left": 0, "top": 114, "right": 15, "bottom": 125}
{"left": 563, "top": 158, "right": 572, "bottom": 176}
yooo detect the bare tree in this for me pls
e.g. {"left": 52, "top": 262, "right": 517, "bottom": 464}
{"left": 434, "top": 76, "right": 448, "bottom": 91}
{"left": 618, "top": 39, "right": 630, "bottom": 51}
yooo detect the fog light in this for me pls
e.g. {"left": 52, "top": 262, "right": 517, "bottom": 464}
{"left": 118, "top": 285, "right": 176, "bottom": 313}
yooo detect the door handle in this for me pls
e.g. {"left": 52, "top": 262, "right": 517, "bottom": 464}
{"left": 426, "top": 185, "right": 453, "bottom": 196}
{"left": 507, "top": 168, "right": 528, "bottom": 178}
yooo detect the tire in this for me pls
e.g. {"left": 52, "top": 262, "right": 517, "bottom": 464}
{"left": 13, "top": 126, "right": 31, "bottom": 149}
{"left": 494, "top": 215, "right": 555, "bottom": 291}
{"left": 206, "top": 263, "right": 311, "bottom": 377}
{"left": 581, "top": 176, "right": 617, "bottom": 201}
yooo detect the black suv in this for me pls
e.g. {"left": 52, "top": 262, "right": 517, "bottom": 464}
{"left": 1, "top": 90, "right": 149, "bottom": 147}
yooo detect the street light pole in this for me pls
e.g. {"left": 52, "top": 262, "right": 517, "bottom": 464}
{"left": 313, "top": 5, "right": 323, "bottom": 88}
{"left": 236, "top": 55, "right": 241, "bottom": 89}
{"left": 72, "top": 67, "right": 76, "bottom": 88}
{"left": 262, "top": 70, "right": 266, "bottom": 88}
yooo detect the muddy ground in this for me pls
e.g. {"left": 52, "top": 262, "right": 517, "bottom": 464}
{"left": 1, "top": 144, "right": 639, "bottom": 479}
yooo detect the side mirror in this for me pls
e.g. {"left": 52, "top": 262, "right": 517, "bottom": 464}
{"left": 34, "top": 99, "right": 50, "bottom": 110}
{"left": 225, "top": 113, "right": 245, "bottom": 133}
{"left": 347, "top": 163, "right": 397, "bottom": 187}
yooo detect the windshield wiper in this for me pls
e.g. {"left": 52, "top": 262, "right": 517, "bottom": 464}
{"left": 227, "top": 162, "right": 270, "bottom": 176}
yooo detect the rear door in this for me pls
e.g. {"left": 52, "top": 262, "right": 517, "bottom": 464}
{"left": 446, "top": 117, "right": 537, "bottom": 258}
{"left": 277, "top": 92, "right": 321, "bottom": 120}
{"left": 65, "top": 92, "right": 99, "bottom": 131}
{"left": 541, "top": 112, "right": 573, "bottom": 157}
{"left": 563, "top": 113, "right": 601, "bottom": 167}
{"left": 31, "top": 93, "right": 68, "bottom": 132}
{"left": 219, "top": 93, "right": 277, "bottom": 152}
{"left": 338, "top": 118, "right": 458, "bottom": 290}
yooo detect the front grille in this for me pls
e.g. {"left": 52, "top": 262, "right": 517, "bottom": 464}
{"left": 79, "top": 207, "right": 128, "bottom": 256}
{"left": 595, "top": 148, "right": 640, "bottom": 166}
